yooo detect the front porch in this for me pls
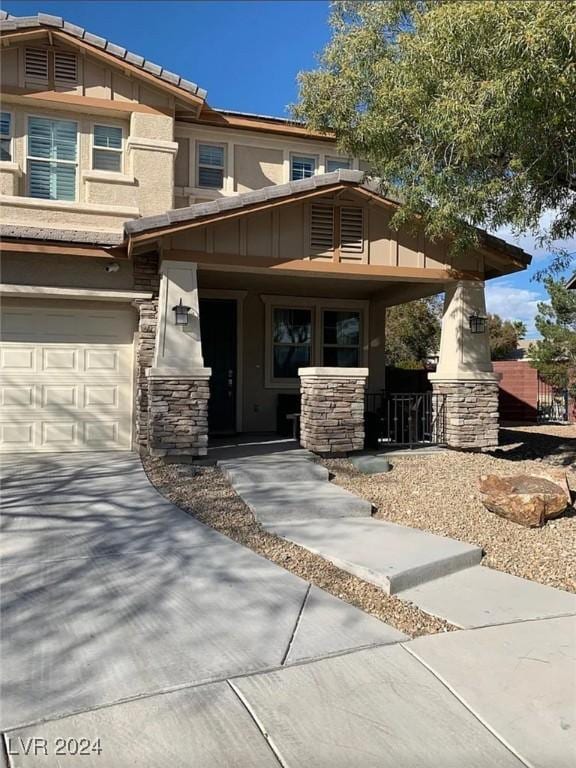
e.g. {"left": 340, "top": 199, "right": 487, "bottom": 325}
{"left": 128, "top": 171, "right": 530, "bottom": 458}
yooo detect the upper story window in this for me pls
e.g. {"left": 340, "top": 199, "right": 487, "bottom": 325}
{"left": 93, "top": 125, "right": 123, "bottom": 172}
{"left": 24, "top": 48, "right": 78, "bottom": 84}
{"left": 0, "top": 112, "right": 12, "bottom": 161}
{"left": 326, "top": 157, "right": 350, "bottom": 173}
{"left": 197, "top": 143, "right": 225, "bottom": 188}
{"left": 291, "top": 155, "right": 316, "bottom": 181}
{"left": 27, "top": 116, "right": 78, "bottom": 201}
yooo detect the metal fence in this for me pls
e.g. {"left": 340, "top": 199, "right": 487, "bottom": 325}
{"left": 537, "top": 377, "right": 570, "bottom": 423}
{"left": 365, "top": 391, "right": 447, "bottom": 448}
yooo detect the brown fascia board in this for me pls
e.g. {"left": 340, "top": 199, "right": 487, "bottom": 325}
{"left": 0, "top": 18, "right": 206, "bottom": 112}
{"left": 189, "top": 106, "right": 336, "bottom": 142}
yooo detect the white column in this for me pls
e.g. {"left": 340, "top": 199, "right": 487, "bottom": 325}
{"left": 430, "top": 280, "right": 496, "bottom": 382}
{"left": 149, "top": 259, "right": 209, "bottom": 378}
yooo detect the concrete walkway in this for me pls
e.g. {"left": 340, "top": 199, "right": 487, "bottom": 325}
{"left": 221, "top": 449, "right": 576, "bottom": 626}
{"left": 2, "top": 453, "right": 575, "bottom": 766}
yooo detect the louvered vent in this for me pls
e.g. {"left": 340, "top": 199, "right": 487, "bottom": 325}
{"left": 54, "top": 51, "right": 78, "bottom": 83}
{"left": 310, "top": 204, "right": 334, "bottom": 252}
{"left": 340, "top": 206, "right": 364, "bottom": 252}
{"left": 25, "top": 48, "right": 49, "bottom": 80}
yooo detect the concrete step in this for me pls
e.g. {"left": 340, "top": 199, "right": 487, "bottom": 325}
{"left": 266, "top": 518, "right": 482, "bottom": 594}
{"left": 398, "top": 565, "right": 576, "bottom": 628}
{"left": 228, "top": 479, "right": 373, "bottom": 523}
{"left": 220, "top": 457, "right": 329, "bottom": 487}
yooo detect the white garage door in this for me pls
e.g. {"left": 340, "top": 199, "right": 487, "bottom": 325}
{"left": 0, "top": 304, "right": 135, "bottom": 453}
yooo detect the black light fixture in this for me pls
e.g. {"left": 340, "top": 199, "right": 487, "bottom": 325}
{"left": 172, "top": 298, "right": 191, "bottom": 326}
{"left": 469, "top": 311, "right": 487, "bottom": 334}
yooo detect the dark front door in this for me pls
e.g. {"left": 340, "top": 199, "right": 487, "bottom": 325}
{"left": 199, "top": 298, "right": 237, "bottom": 433}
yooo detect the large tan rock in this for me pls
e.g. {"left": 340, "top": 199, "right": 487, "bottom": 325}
{"left": 478, "top": 474, "right": 569, "bottom": 528}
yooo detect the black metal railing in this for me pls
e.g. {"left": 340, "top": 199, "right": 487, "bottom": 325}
{"left": 537, "top": 377, "right": 569, "bottom": 423}
{"left": 365, "top": 391, "right": 447, "bottom": 448}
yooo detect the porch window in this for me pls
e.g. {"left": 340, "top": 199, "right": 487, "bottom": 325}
{"left": 322, "top": 310, "right": 361, "bottom": 366}
{"left": 326, "top": 157, "right": 350, "bottom": 172}
{"left": 27, "top": 116, "right": 77, "bottom": 201}
{"left": 0, "top": 112, "right": 12, "bottom": 161}
{"left": 92, "top": 125, "right": 123, "bottom": 172}
{"left": 272, "top": 308, "right": 312, "bottom": 379}
{"left": 197, "top": 143, "right": 225, "bottom": 188}
{"left": 291, "top": 155, "right": 316, "bottom": 181}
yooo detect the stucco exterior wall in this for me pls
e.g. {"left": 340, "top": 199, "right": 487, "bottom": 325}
{"left": 234, "top": 145, "right": 284, "bottom": 192}
{"left": 1, "top": 252, "right": 135, "bottom": 290}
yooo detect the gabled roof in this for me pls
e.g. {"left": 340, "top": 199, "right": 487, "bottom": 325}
{"left": 0, "top": 10, "right": 207, "bottom": 103}
{"left": 124, "top": 170, "right": 532, "bottom": 271}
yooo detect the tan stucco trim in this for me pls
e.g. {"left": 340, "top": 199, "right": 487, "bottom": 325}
{"left": 0, "top": 194, "right": 139, "bottom": 217}
{"left": 0, "top": 284, "right": 152, "bottom": 301}
{"left": 126, "top": 137, "right": 178, "bottom": 155}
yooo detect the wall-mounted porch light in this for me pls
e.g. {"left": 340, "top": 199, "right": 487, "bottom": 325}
{"left": 172, "top": 298, "right": 191, "bottom": 326}
{"left": 469, "top": 311, "right": 487, "bottom": 334}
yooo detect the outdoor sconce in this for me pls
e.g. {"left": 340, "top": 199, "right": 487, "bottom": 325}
{"left": 469, "top": 312, "right": 487, "bottom": 334}
{"left": 172, "top": 298, "right": 191, "bottom": 326}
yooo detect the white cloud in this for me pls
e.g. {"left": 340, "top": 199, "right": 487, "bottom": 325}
{"left": 485, "top": 281, "right": 544, "bottom": 338}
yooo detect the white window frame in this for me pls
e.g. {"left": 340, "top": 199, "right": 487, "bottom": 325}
{"left": 325, "top": 156, "right": 351, "bottom": 173}
{"left": 91, "top": 123, "right": 124, "bottom": 174}
{"left": 26, "top": 114, "right": 79, "bottom": 202}
{"left": 290, "top": 153, "right": 317, "bottom": 181}
{"left": 196, "top": 141, "right": 226, "bottom": 189}
{"left": 262, "top": 295, "right": 369, "bottom": 389}
{"left": 0, "top": 110, "right": 13, "bottom": 163}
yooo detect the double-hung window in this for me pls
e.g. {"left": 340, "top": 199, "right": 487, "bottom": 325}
{"left": 291, "top": 155, "right": 316, "bottom": 181}
{"left": 322, "top": 310, "right": 361, "bottom": 366}
{"left": 197, "top": 143, "right": 225, "bottom": 188}
{"left": 93, "top": 125, "right": 123, "bottom": 172}
{"left": 27, "top": 116, "right": 77, "bottom": 201}
{"left": 272, "top": 308, "right": 312, "bottom": 379}
{"left": 326, "top": 157, "right": 350, "bottom": 173}
{"left": 0, "top": 112, "right": 12, "bottom": 161}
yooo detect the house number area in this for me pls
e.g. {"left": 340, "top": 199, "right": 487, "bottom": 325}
{"left": 6, "top": 737, "right": 103, "bottom": 758}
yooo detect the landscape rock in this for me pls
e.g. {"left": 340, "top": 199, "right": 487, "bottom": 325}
{"left": 478, "top": 474, "right": 569, "bottom": 527}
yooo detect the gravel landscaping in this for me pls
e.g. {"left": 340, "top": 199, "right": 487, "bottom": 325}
{"left": 323, "top": 425, "right": 576, "bottom": 593}
{"left": 143, "top": 457, "right": 454, "bottom": 638}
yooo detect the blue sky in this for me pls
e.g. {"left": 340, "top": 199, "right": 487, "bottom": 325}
{"left": 5, "top": 0, "right": 573, "bottom": 336}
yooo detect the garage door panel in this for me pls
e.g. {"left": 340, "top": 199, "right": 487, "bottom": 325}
{"left": 0, "top": 306, "right": 135, "bottom": 453}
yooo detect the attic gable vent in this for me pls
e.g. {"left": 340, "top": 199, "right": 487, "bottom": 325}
{"left": 340, "top": 206, "right": 364, "bottom": 253}
{"left": 25, "top": 48, "right": 49, "bottom": 80}
{"left": 54, "top": 51, "right": 78, "bottom": 84}
{"left": 310, "top": 204, "right": 335, "bottom": 252}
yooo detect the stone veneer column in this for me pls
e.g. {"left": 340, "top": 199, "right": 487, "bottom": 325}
{"left": 429, "top": 280, "right": 501, "bottom": 450}
{"left": 133, "top": 251, "right": 160, "bottom": 451}
{"left": 147, "top": 372, "right": 210, "bottom": 457}
{"left": 299, "top": 367, "right": 368, "bottom": 456}
{"left": 146, "top": 259, "right": 211, "bottom": 458}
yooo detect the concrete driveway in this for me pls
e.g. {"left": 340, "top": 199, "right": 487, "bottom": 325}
{"left": 1, "top": 454, "right": 573, "bottom": 767}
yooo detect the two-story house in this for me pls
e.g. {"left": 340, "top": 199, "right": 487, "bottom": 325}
{"left": 0, "top": 12, "right": 531, "bottom": 456}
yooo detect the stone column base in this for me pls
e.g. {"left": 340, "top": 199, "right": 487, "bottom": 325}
{"left": 299, "top": 367, "right": 368, "bottom": 456}
{"left": 147, "top": 370, "right": 211, "bottom": 457}
{"left": 430, "top": 377, "right": 500, "bottom": 450}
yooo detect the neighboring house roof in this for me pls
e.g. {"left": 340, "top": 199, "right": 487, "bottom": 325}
{"left": 124, "top": 170, "right": 532, "bottom": 270}
{"left": 0, "top": 11, "right": 207, "bottom": 103}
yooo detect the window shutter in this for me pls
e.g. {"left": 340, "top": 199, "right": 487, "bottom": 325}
{"left": 25, "top": 48, "right": 49, "bottom": 80}
{"left": 340, "top": 206, "right": 364, "bottom": 253}
{"left": 310, "top": 204, "right": 334, "bottom": 252}
{"left": 54, "top": 51, "right": 78, "bottom": 83}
